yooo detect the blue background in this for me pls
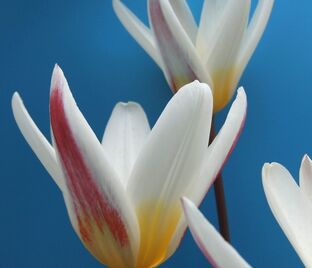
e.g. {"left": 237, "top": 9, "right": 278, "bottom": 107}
{"left": 0, "top": 0, "right": 310, "bottom": 267}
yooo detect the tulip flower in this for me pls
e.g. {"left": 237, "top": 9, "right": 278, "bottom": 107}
{"left": 182, "top": 197, "right": 251, "bottom": 268}
{"left": 12, "top": 65, "right": 246, "bottom": 267}
{"left": 262, "top": 155, "right": 312, "bottom": 267}
{"left": 113, "top": 0, "right": 273, "bottom": 112}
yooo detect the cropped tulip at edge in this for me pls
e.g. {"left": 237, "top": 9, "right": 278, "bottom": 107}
{"left": 182, "top": 197, "right": 251, "bottom": 268}
{"left": 12, "top": 65, "right": 246, "bottom": 268}
{"left": 262, "top": 155, "right": 312, "bottom": 267}
{"left": 113, "top": 0, "right": 273, "bottom": 112}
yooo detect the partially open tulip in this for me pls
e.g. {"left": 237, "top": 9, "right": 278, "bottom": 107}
{"left": 262, "top": 155, "right": 312, "bottom": 267}
{"left": 113, "top": 0, "right": 273, "bottom": 112}
{"left": 182, "top": 197, "right": 251, "bottom": 268}
{"left": 12, "top": 65, "right": 246, "bottom": 267}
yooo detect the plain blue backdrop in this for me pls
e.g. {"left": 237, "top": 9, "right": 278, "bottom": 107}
{"left": 0, "top": 0, "right": 310, "bottom": 267}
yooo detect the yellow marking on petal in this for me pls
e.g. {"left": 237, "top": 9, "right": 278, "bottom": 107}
{"left": 171, "top": 67, "right": 240, "bottom": 113}
{"left": 211, "top": 67, "right": 239, "bottom": 113}
{"left": 76, "top": 215, "right": 136, "bottom": 268}
{"left": 170, "top": 75, "right": 197, "bottom": 94}
{"left": 135, "top": 201, "right": 182, "bottom": 268}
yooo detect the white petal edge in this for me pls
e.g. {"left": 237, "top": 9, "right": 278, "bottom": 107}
{"left": 11, "top": 92, "right": 65, "bottom": 191}
{"left": 237, "top": 0, "right": 274, "bottom": 72}
{"left": 204, "top": 0, "right": 250, "bottom": 72}
{"left": 196, "top": 0, "right": 227, "bottom": 56}
{"left": 167, "top": 0, "right": 197, "bottom": 43}
{"left": 158, "top": 0, "right": 213, "bottom": 86}
{"left": 182, "top": 197, "right": 251, "bottom": 268}
{"left": 167, "top": 88, "right": 247, "bottom": 257}
{"left": 299, "top": 154, "right": 312, "bottom": 202}
{"left": 113, "top": 0, "right": 163, "bottom": 68}
{"left": 262, "top": 162, "right": 312, "bottom": 267}
{"left": 193, "top": 87, "right": 247, "bottom": 203}
{"left": 102, "top": 101, "right": 150, "bottom": 187}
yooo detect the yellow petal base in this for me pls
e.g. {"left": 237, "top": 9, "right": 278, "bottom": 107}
{"left": 135, "top": 201, "right": 182, "bottom": 268}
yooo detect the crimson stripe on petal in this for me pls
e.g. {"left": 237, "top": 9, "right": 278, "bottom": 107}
{"left": 50, "top": 87, "right": 128, "bottom": 246}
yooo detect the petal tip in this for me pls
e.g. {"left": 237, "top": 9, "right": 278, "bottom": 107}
{"left": 236, "top": 87, "right": 247, "bottom": 103}
{"left": 115, "top": 101, "right": 144, "bottom": 112}
{"left": 262, "top": 162, "right": 274, "bottom": 179}
{"left": 51, "top": 64, "right": 66, "bottom": 94}
{"left": 184, "top": 80, "right": 213, "bottom": 102}
{"left": 12, "top": 92, "right": 23, "bottom": 114}
{"left": 180, "top": 196, "right": 191, "bottom": 209}
{"left": 12, "top": 91, "right": 21, "bottom": 103}
{"left": 262, "top": 162, "right": 283, "bottom": 183}
{"left": 302, "top": 154, "right": 312, "bottom": 163}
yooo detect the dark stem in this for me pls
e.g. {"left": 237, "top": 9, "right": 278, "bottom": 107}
{"left": 209, "top": 117, "right": 231, "bottom": 242}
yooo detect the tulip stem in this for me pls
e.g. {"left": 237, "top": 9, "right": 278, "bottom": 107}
{"left": 210, "top": 119, "right": 231, "bottom": 243}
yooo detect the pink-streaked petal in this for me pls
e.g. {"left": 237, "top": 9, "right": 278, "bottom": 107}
{"left": 113, "top": 0, "right": 163, "bottom": 68}
{"left": 148, "top": 0, "right": 212, "bottom": 92}
{"left": 49, "top": 65, "right": 139, "bottom": 267}
{"left": 299, "top": 155, "right": 312, "bottom": 202}
{"left": 182, "top": 197, "right": 251, "bottom": 268}
{"left": 237, "top": 0, "right": 274, "bottom": 74}
{"left": 263, "top": 162, "right": 312, "bottom": 267}
{"left": 11, "top": 92, "right": 65, "bottom": 190}
{"left": 167, "top": 88, "right": 247, "bottom": 256}
{"left": 128, "top": 81, "right": 213, "bottom": 267}
{"left": 102, "top": 102, "right": 150, "bottom": 186}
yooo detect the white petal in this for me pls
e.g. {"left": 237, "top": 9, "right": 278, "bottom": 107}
{"left": 148, "top": 0, "right": 212, "bottom": 92}
{"left": 192, "top": 88, "right": 247, "bottom": 203}
{"left": 196, "top": 0, "right": 227, "bottom": 56}
{"left": 167, "top": 88, "right": 247, "bottom": 257}
{"left": 50, "top": 65, "right": 139, "bottom": 267}
{"left": 167, "top": 0, "right": 197, "bottom": 43}
{"left": 102, "top": 102, "right": 150, "bottom": 186}
{"left": 204, "top": 0, "right": 250, "bottom": 72}
{"left": 127, "top": 81, "right": 213, "bottom": 267}
{"left": 300, "top": 155, "right": 312, "bottom": 202}
{"left": 262, "top": 162, "right": 312, "bottom": 267}
{"left": 237, "top": 0, "right": 274, "bottom": 72}
{"left": 11, "top": 92, "right": 65, "bottom": 190}
{"left": 182, "top": 197, "right": 251, "bottom": 268}
{"left": 113, "top": 0, "right": 163, "bottom": 68}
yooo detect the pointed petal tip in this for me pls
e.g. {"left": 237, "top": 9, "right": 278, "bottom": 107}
{"left": 12, "top": 92, "right": 22, "bottom": 115}
{"left": 235, "top": 87, "right": 247, "bottom": 104}
{"left": 302, "top": 154, "right": 312, "bottom": 164}
{"left": 50, "top": 64, "right": 66, "bottom": 95}
{"left": 180, "top": 196, "right": 191, "bottom": 209}
{"left": 181, "top": 196, "right": 196, "bottom": 218}
{"left": 52, "top": 63, "right": 62, "bottom": 76}
{"left": 12, "top": 91, "right": 21, "bottom": 104}
{"left": 181, "top": 197, "right": 195, "bottom": 226}
{"left": 237, "top": 86, "right": 245, "bottom": 95}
